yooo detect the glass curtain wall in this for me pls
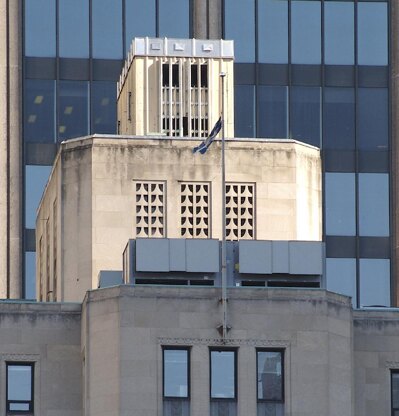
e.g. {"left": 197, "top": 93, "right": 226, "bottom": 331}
{"left": 225, "top": 0, "right": 390, "bottom": 307}
{"left": 23, "top": 0, "right": 192, "bottom": 298}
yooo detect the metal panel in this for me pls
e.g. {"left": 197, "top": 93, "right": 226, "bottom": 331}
{"left": 272, "top": 241, "right": 289, "bottom": 274}
{"left": 98, "top": 271, "right": 123, "bottom": 288}
{"left": 186, "top": 239, "right": 220, "bottom": 273}
{"left": 169, "top": 239, "right": 186, "bottom": 271}
{"left": 239, "top": 240, "right": 272, "bottom": 274}
{"left": 289, "top": 242, "right": 323, "bottom": 275}
{"left": 136, "top": 238, "right": 170, "bottom": 272}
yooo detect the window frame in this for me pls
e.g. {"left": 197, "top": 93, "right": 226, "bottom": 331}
{"left": 392, "top": 370, "right": 399, "bottom": 416}
{"left": 6, "top": 362, "right": 35, "bottom": 414}
{"left": 256, "top": 349, "right": 285, "bottom": 404}
{"left": 209, "top": 347, "right": 238, "bottom": 401}
{"left": 162, "top": 346, "right": 191, "bottom": 400}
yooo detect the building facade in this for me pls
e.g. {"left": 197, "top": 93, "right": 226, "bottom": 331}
{"left": 0, "top": 1, "right": 396, "bottom": 305}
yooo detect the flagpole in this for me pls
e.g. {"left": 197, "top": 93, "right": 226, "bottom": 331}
{"left": 220, "top": 71, "right": 227, "bottom": 340}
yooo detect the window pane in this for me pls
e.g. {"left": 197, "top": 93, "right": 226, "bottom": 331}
{"left": 163, "top": 350, "right": 188, "bottom": 398}
{"left": 290, "top": 87, "right": 321, "bottom": 147}
{"left": 291, "top": 1, "right": 321, "bottom": 64}
{"left": 7, "top": 365, "right": 32, "bottom": 401}
{"left": 92, "top": 82, "right": 117, "bottom": 134}
{"left": 358, "top": 3, "right": 388, "bottom": 66}
{"left": 225, "top": 0, "right": 255, "bottom": 63}
{"left": 326, "top": 258, "right": 356, "bottom": 307}
{"left": 159, "top": 0, "right": 190, "bottom": 38}
{"left": 258, "top": 0, "right": 288, "bottom": 64}
{"left": 392, "top": 373, "right": 399, "bottom": 410}
{"left": 125, "top": 0, "right": 156, "bottom": 53}
{"left": 25, "top": 166, "right": 52, "bottom": 229}
{"left": 325, "top": 173, "right": 356, "bottom": 236}
{"left": 59, "top": 0, "right": 89, "bottom": 58}
{"left": 92, "top": 0, "right": 123, "bottom": 59}
{"left": 358, "top": 173, "right": 389, "bottom": 237}
{"left": 235, "top": 85, "right": 255, "bottom": 138}
{"left": 359, "top": 259, "right": 390, "bottom": 307}
{"left": 324, "top": 2, "right": 354, "bottom": 65}
{"left": 24, "top": 80, "right": 55, "bottom": 143}
{"left": 258, "top": 86, "right": 288, "bottom": 139}
{"left": 357, "top": 88, "right": 388, "bottom": 151}
{"left": 211, "top": 350, "right": 235, "bottom": 399}
{"left": 25, "top": 252, "right": 36, "bottom": 300}
{"left": 58, "top": 81, "right": 89, "bottom": 141}
{"left": 24, "top": 0, "right": 56, "bottom": 57}
{"left": 257, "top": 351, "right": 283, "bottom": 401}
{"left": 323, "top": 88, "right": 355, "bottom": 150}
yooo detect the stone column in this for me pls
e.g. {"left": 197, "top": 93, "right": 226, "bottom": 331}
{"left": 193, "top": 0, "right": 222, "bottom": 40}
{"left": 0, "top": 0, "right": 22, "bottom": 298}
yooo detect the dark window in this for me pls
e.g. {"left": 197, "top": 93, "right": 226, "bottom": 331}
{"left": 323, "top": 88, "right": 355, "bottom": 150}
{"left": 257, "top": 0, "right": 288, "bottom": 64}
{"left": 290, "top": 87, "right": 321, "bottom": 147}
{"left": 291, "top": 1, "right": 321, "bottom": 64}
{"left": 91, "top": 81, "right": 117, "bottom": 134}
{"left": 6, "top": 363, "right": 34, "bottom": 413}
{"left": 159, "top": 0, "right": 190, "bottom": 38}
{"left": 59, "top": 0, "right": 89, "bottom": 58}
{"left": 24, "top": 80, "right": 55, "bottom": 143}
{"left": 163, "top": 348, "right": 190, "bottom": 416}
{"left": 235, "top": 85, "right": 255, "bottom": 138}
{"left": 92, "top": 0, "right": 123, "bottom": 59}
{"left": 257, "top": 350, "right": 284, "bottom": 416}
{"left": 24, "top": 0, "right": 56, "bottom": 57}
{"left": 392, "top": 372, "right": 399, "bottom": 416}
{"left": 125, "top": 0, "right": 156, "bottom": 53}
{"left": 324, "top": 2, "right": 354, "bottom": 65}
{"left": 58, "top": 81, "right": 89, "bottom": 141}
{"left": 357, "top": 88, "right": 388, "bottom": 151}
{"left": 225, "top": 0, "right": 255, "bottom": 63}
{"left": 258, "top": 86, "right": 288, "bottom": 139}
{"left": 357, "top": 2, "right": 388, "bottom": 66}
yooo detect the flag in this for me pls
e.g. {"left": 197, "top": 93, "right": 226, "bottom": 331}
{"left": 193, "top": 117, "right": 222, "bottom": 154}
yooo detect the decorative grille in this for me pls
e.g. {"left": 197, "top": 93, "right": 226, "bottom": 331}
{"left": 180, "top": 182, "right": 210, "bottom": 238}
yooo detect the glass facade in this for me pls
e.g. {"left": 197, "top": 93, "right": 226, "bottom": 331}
{"left": 23, "top": 0, "right": 391, "bottom": 307}
{"left": 225, "top": 0, "right": 391, "bottom": 308}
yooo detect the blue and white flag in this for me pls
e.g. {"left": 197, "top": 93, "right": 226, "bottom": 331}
{"left": 193, "top": 117, "right": 222, "bottom": 154}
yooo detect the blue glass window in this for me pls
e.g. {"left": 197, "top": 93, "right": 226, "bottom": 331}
{"left": 225, "top": 0, "right": 255, "bottom": 63}
{"left": 359, "top": 259, "right": 390, "bottom": 307}
{"left": 291, "top": 1, "right": 321, "bottom": 64}
{"left": 258, "top": 86, "right": 288, "bottom": 139}
{"left": 358, "top": 173, "right": 389, "bottom": 237}
{"left": 24, "top": 80, "right": 55, "bottom": 143}
{"left": 24, "top": 0, "right": 56, "bottom": 57}
{"left": 159, "top": 0, "right": 190, "bottom": 38}
{"left": 235, "top": 85, "right": 255, "bottom": 138}
{"left": 59, "top": 0, "right": 89, "bottom": 58}
{"left": 58, "top": 81, "right": 89, "bottom": 141}
{"left": 163, "top": 349, "right": 189, "bottom": 398}
{"left": 92, "top": 0, "right": 123, "bottom": 59}
{"left": 25, "top": 252, "right": 36, "bottom": 300}
{"left": 211, "top": 350, "right": 236, "bottom": 399}
{"left": 290, "top": 87, "right": 321, "bottom": 147}
{"left": 323, "top": 88, "right": 355, "bottom": 150}
{"left": 357, "top": 88, "right": 388, "bottom": 151}
{"left": 358, "top": 3, "right": 388, "bottom": 66}
{"left": 325, "top": 173, "right": 356, "bottom": 236}
{"left": 324, "top": 2, "right": 354, "bottom": 65}
{"left": 91, "top": 82, "right": 117, "bottom": 134}
{"left": 25, "top": 165, "right": 52, "bottom": 229}
{"left": 326, "top": 258, "right": 356, "bottom": 307}
{"left": 7, "top": 364, "right": 34, "bottom": 412}
{"left": 258, "top": 0, "right": 288, "bottom": 64}
{"left": 125, "top": 0, "right": 156, "bottom": 53}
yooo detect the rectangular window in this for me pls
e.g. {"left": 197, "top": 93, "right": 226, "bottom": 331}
{"left": 392, "top": 371, "right": 399, "bottom": 416}
{"left": 257, "top": 350, "right": 284, "bottom": 416}
{"left": 163, "top": 348, "right": 190, "bottom": 416}
{"left": 6, "top": 363, "right": 34, "bottom": 413}
{"left": 210, "top": 349, "right": 237, "bottom": 416}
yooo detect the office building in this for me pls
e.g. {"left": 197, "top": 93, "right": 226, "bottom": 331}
{"left": 0, "top": 0, "right": 395, "bottom": 307}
